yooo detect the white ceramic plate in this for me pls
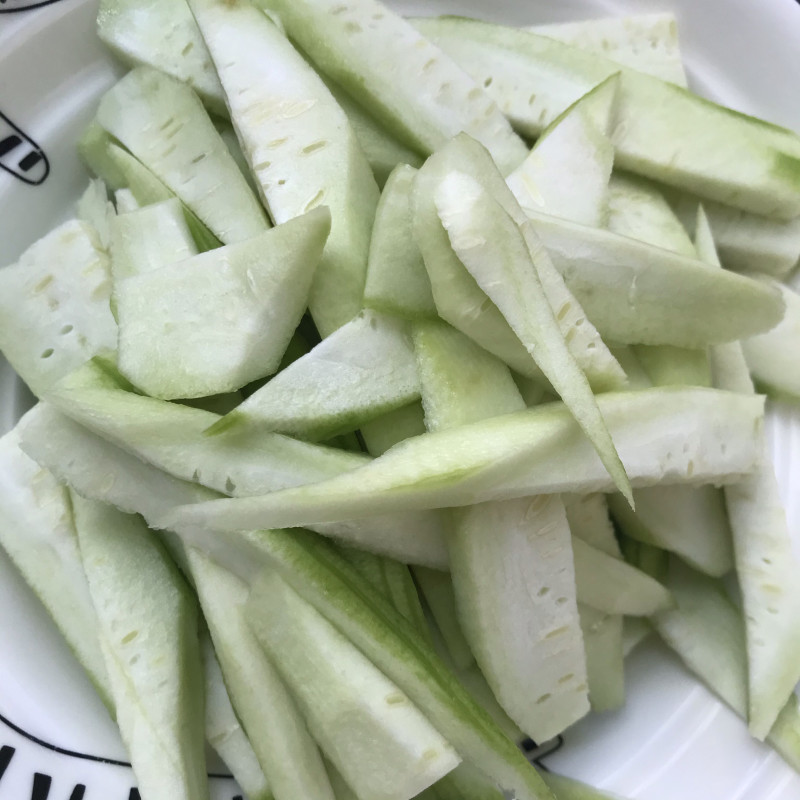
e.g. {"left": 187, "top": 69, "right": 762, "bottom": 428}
{"left": 1, "top": 1, "right": 799, "bottom": 798}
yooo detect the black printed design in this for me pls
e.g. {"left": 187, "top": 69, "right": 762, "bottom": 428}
{"left": 0, "top": 0, "right": 67, "bottom": 13}
{"left": 0, "top": 111, "right": 49, "bottom": 185}
{"left": 0, "top": 746, "right": 14, "bottom": 781}
{"left": 31, "top": 772, "right": 52, "bottom": 800}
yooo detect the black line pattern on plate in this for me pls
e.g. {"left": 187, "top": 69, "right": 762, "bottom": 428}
{"left": 31, "top": 772, "right": 52, "bottom": 800}
{"left": 0, "top": 111, "right": 49, "bottom": 185}
{"left": 0, "top": 0, "right": 67, "bottom": 13}
{"left": 0, "top": 746, "right": 14, "bottom": 781}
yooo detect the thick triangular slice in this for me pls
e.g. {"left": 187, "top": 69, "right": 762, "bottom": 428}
{"left": 73, "top": 496, "right": 208, "bottom": 800}
{"left": 363, "top": 165, "right": 436, "bottom": 319}
{"left": 0, "top": 220, "right": 117, "bottom": 398}
{"left": 259, "top": 0, "right": 527, "bottom": 174}
{"left": 0, "top": 422, "right": 112, "bottom": 709}
{"left": 96, "top": 67, "right": 269, "bottom": 244}
{"left": 188, "top": 0, "right": 379, "bottom": 337}
{"left": 248, "top": 568, "right": 460, "bottom": 800}
{"left": 433, "top": 169, "right": 631, "bottom": 503}
{"left": 160, "top": 388, "right": 764, "bottom": 533}
{"left": 116, "top": 208, "right": 329, "bottom": 399}
{"left": 209, "top": 309, "right": 418, "bottom": 440}
{"left": 507, "top": 77, "right": 617, "bottom": 227}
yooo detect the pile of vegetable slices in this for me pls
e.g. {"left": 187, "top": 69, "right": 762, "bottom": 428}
{"left": 1, "top": 0, "right": 800, "bottom": 798}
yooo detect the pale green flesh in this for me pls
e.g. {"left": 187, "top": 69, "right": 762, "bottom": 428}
{"left": 742, "top": 280, "right": 800, "bottom": 401}
{"left": 0, "top": 220, "right": 117, "bottom": 399}
{"left": 531, "top": 13, "right": 688, "bottom": 87}
{"left": 363, "top": 165, "right": 437, "bottom": 319}
{"left": 260, "top": 0, "right": 527, "bottom": 174}
{"left": 578, "top": 604, "right": 625, "bottom": 712}
{"left": 652, "top": 561, "right": 800, "bottom": 771}
{"left": 507, "top": 77, "right": 617, "bottom": 228}
{"left": 189, "top": 0, "right": 379, "bottom": 337}
{"left": 237, "top": 528, "right": 555, "bottom": 800}
{"left": 413, "top": 134, "right": 627, "bottom": 392}
{"left": 210, "top": 310, "right": 420, "bottom": 441}
{"left": 360, "top": 402, "right": 428, "bottom": 457}
{"left": 96, "top": 67, "right": 270, "bottom": 244}
{"left": 413, "top": 16, "right": 800, "bottom": 218}
{"left": 77, "top": 179, "right": 115, "bottom": 250}
{"left": 72, "top": 496, "right": 208, "bottom": 800}
{"left": 161, "top": 388, "right": 765, "bottom": 532}
{"left": 97, "top": 0, "right": 227, "bottom": 116}
{"left": 114, "top": 188, "right": 140, "bottom": 213}
{"left": 116, "top": 209, "right": 330, "bottom": 399}
{"left": 632, "top": 345, "right": 711, "bottom": 389}
{"left": 200, "top": 634, "right": 273, "bottom": 800}
{"left": 0, "top": 423, "right": 112, "bottom": 709}
{"left": 248, "top": 569, "right": 460, "bottom": 800}
{"left": 187, "top": 549, "right": 336, "bottom": 800}
{"left": 433, "top": 169, "right": 631, "bottom": 503}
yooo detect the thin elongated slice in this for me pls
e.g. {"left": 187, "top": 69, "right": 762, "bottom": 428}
{"left": 531, "top": 13, "right": 688, "bottom": 86}
{"left": 72, "top": 496, "right": 208, "bottom": 800}
{"left": 632, "top": 345, "right": 711, "bottom": 388}
{"left": 363, "top": 165, "right": 437, "bottom": 319}
{"left": 188, "top": 0, "right": 378, "bottom": 337}
{"left": 526, "top": 210, "right": 785, "bottom": 346}
{"left": 160, "top": 387, "right": 764, "bottom": 533}
{"left": 116, "top": 209, "right": 329, "bottom": 399}
{"left": 201, "top": 634, "right": 272, "bottom": 800}
{"left": 109, "top": 197, "right": 198, "bottom": 281}
{"left": 187, "top": 549, "right": 335, "bottom": 800}
{"left": 506, "top": 77, "right": 617, "bottom": 227}
{"left": 0, "top": 220, "right": 117, "bottom": 398}
{"left": 434, "top": 169, "right": 631, "bottom": 503}
{"left": 208, "top": 310, "right": 419, "bottom": 440}
{"left": 742, "top": 280, "right": 800, "bottom": 401}
{"left": 652, "top": 562, "right": 800, "bottom": 770}
{"left": 261, "top": 0, "right": 527, "bottom": 173}
{"left": 0, "top": 424, "right": 112, "bottom": 709}
{"left": 413, "top": 134, "right": 627, "bottom": 392}
{"left": 238, "top": 528, "right": 555, "bottom": 800}
{"left": 413, "top": 17, "right": 800, "bottom": 218}
{"left": 97, "top": 0, "right": 227, "bottom": 115}
{"left": 28, "top": 385, "right": 448, "bottom": 568}
{"left": 248, "top": 568, "right": 460, "bottom": 800}
{"left": 77, "top": 179, "right": 115, "bottom": 250}
{"left": 96, "top": 67, "right": 269, "bottom": 244}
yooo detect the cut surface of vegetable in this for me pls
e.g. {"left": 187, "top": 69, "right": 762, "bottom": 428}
{"left": 248, "top": 568, "right": 461, "bottom": 800}
{"left": 188, "top": 0, "right": 379, "bottom": 337}
{"left": 208, "top": 309, "right": 419, "bottom": 440}
{"left": 0, "top": 220, "right": 117, "bottom": 398}
{"left": 96, "top": 67, "right": 269, "bottom": 244}
{"left": 116, "top": 208, "right": 329, "bottom": 399}
{"left": 73, "top": 496, "right": 208, "bottom": 800}
{"left": 160, "top": 387, "right": 765, "bottom": 533}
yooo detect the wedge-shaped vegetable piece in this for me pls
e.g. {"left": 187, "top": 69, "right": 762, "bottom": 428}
{"left": 114, "top": 188, "right": 140, "bottom": 213}
{"left": 506, "top": 77, "right": 617, "bottom": 227}
{"left": 116, "top": 208, "right": 329, "bottom": 399}
{"left": 96, "top": 67, "right": 269, "bottom": 244}
{"left": 742, "top": 280, "right": 800, "bottom": 401}
{"left": 72, "top": 496, "right": 208, "bottom": 800}
{"left": 259, "top": 0, "right": 527, "bottom": 174}
{"left": 414, "top": 17, "right": 800, "bottom": 218}
{"left": 360, "top": 402, "right": 428, "bottom": 457}
{"left": 607, "top": 173, "right": 696, "bottom": 257}
{"left": 161, "top": 387, "right": 764, "bottom": 532}
{"left": 434, "top": 169, "right": 631, "bottom": 503}
{"left": 33, "top": 377, "right": 449, "bottom": 569}
{"left": 188, "top": 0, "right": 378, "bottom": 337}
{"left": 363, "top": 165, "right": 436, "bottom": 319}
{"left": 188, "top": 549, "right": 335, "bottom": 800}
{"left": 201, "top": 634, "right": 272, "bottom": 800}
{"left": 0, "top": 220, "right": 117, "bottom": 398}
{"left": 413, "top": 134, "right": 627, "bottom": 393}
{"left": 97, "top": 0, "right": 226, "bottom": 115}
{"left": 109, "top": 197, "right": 197, "bottom": 281}
{"left": 237, "top": 528, "right": 555, "bottom": 800}
{"left": 526, "top": 210, "right": 784, "bottom": 346}
{"left": 77, "top": 179, "right": 115, "bottom": 250}
{"left": 249, "top": 568, "right": 460, "bottom": 800}
{"left": 0, "top": 423, "right": 112, "bottom": 709}
{"left": 530, "top": 13, "right": 688, "bottom": 87}
{"left": 564, "top": 493, "right": 620, "bottom": 557}
{"left": 652, "top": 561, "right": 800, "bottom": 770}
{"left": 209, "top": 309, "right": 418, "bottom": 440}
